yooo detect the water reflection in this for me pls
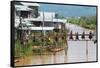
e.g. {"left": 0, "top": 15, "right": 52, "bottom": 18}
{"left": 15, "top": 40, "right": 96, "bottom": 66}
{"left": 86, "top": 41, "right": 88, "bottom": 62}
{"left": 64, "top": 47, "right": 68, "bottom": 63}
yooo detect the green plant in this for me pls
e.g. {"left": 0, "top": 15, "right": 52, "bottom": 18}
{"left": 67, "top": 16, "right": 96, "bottom": 29}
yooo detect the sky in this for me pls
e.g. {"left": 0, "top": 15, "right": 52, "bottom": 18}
{"left": 39, "top": 3, "right": 96, "bottom": 17}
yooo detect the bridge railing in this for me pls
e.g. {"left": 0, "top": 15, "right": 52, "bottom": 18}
{"left": 67, "top": 31, "right": 97, "bottom": 43}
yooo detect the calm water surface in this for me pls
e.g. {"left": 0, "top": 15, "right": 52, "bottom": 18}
{"left": 15, "top": 23, "right": 97, "bottom": 66}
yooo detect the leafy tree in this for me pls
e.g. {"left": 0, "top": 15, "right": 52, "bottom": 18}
{"left": 67, "top": 16, "right": 96, "bottom": 29}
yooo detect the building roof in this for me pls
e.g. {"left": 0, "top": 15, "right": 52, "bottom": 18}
{"left": 21, "top": 2, "right": 40, "bottom": 6}
{"left": 18, "top": 27, "right": 54, "bottom": 30}
{"left": 15, "top": 5, "right": 33, "bottom": 11}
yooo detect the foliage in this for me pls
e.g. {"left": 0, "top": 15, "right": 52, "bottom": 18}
{"left": 15, "top": 40, "right": 22, "bottom": 57}
{"left": 67, "top": 16, "right": 96, "bottom": 29}
{"left": 33, "top": 38, "right": 42, "bottom": 46}
{"left": 15, "top": 40, "right": 33, "bottom": 57}
{"left": 55, "top": 13, "right": 65, "bottom": 19}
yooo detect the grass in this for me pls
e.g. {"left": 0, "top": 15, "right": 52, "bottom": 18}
{"left": 15, "top": 40, "right": 33, "bottom": 57}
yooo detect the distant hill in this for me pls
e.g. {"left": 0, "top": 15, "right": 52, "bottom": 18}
{"left": 39, "top": 3, "right": 96, "bottom": 17}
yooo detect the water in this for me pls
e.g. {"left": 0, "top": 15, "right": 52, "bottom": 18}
{"left": 15, "top": 23, "right": 97, "bottom": 66}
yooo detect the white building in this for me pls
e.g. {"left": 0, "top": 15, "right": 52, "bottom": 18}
{"left": 15, "top": 2, "right": 66, "bottom": 31}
